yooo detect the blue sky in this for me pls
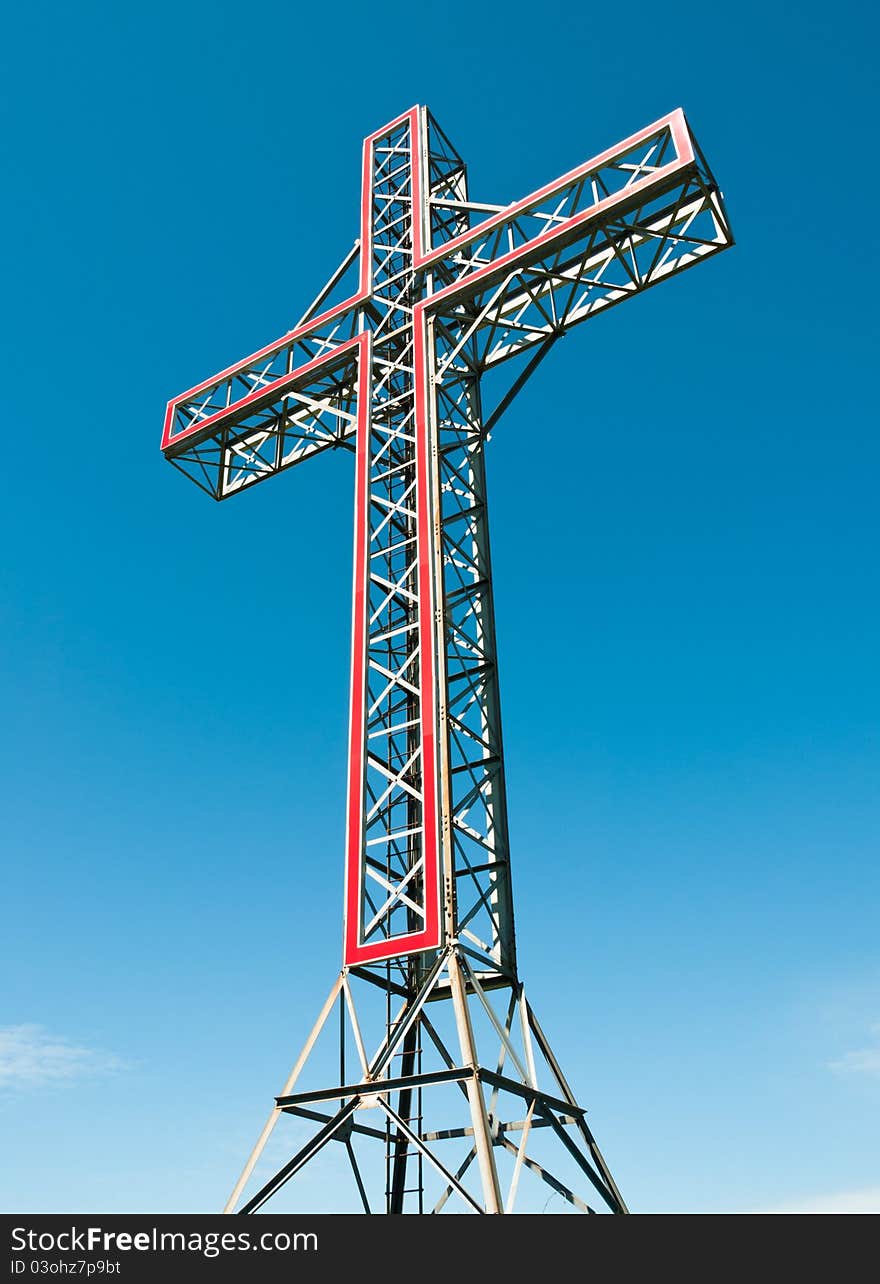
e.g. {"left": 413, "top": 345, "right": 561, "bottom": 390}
{"left": 1, "top": 0, "right": 877, "bottom": 1214}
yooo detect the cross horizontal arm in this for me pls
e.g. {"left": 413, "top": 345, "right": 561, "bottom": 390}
{"left": 164, "top": 333, "right": 368, "bottom": 501}
{"left": 422, "top": 110, "right": 708, "bottom": 288}
{"left": 422, "top": 109, "right": 732, "bottom": 379}
{"left": 162, "top": 289, "right": 364, "bottom": 456}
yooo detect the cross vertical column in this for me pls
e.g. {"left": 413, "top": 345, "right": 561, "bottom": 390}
{"left": 344, "top": 110, "right": 442, "bottom": 968}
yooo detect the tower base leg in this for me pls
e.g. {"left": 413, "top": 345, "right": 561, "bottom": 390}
{"left": 225, "top": 946, "right": 627, "bottom": 1215}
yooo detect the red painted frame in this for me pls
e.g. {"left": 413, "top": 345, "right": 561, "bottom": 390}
{"left": 163, "top": 105, "right": 694, "bottom": 969}
{"left": 342, "top": 323, "right": 442, "bottom": 965}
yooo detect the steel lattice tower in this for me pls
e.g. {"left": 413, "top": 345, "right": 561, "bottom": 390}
{"left": 162, "top": 106, "right": 733, "bottom": 1214}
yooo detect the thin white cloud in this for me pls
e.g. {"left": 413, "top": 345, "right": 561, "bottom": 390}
{"left": 0, "top": 1024, "right": 127, "bottom": 1089}
{"left": 829, "top": 1022, "right": 880, "bottom": 1077}
{"left": 829, "top": 1048, "right": 880, "bottom": 1075}
{"left": 758, "top": 1187, "right": 880, "bottom": 1214}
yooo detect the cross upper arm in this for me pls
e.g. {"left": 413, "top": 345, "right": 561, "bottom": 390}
{"left": 418, "top": 109, "right": 732, "bottom": 379}
{"left": 164, "top": 332, "right": 369, "bottom": 502}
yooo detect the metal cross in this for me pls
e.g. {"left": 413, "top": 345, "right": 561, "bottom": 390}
{"left": 163, "top": 105, "right": 732, "bottom": 973}
{"left": 163, "top": 105, "right": 732, "bottom": 1214}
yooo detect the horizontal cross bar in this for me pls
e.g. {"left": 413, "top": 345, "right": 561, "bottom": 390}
{"left": 276, "top": 1065, "right": 472, "bottom": 1108}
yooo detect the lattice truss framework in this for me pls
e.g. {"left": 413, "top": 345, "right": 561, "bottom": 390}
{"left": 162, "top": 106, "right": 733, "bottom": 1213}
{"left": 164, "top": 105, "right": 731, "bottom": 974}
{"left": 227, "top": 947, "right": 628, "bottom": 1215}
